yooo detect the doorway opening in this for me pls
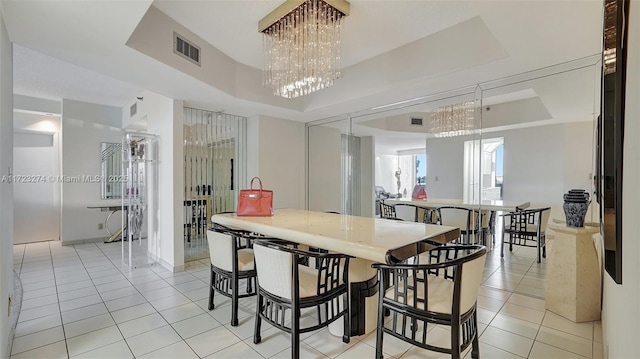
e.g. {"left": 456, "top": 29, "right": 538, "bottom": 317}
{"left": 463, "top": 137, "right": 504, "bottom": 202}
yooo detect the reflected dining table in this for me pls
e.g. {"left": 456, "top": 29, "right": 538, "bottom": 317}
{"left": 211, "top": 208, "right": 461, "bottom": 336}
{"left": 383, "top": 198, "right": 531, "bottom": 212}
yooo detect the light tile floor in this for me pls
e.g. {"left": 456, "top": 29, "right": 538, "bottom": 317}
{"left": 11, "top": 239, "right": 603, "bottom": 359}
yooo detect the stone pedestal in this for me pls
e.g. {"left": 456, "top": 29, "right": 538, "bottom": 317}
{"left": 546, "top": 225, "right": 601, "bottom": 322}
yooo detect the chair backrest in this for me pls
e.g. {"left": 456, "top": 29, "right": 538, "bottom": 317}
{"left": 537, "top": 207, "right": 551, "bottom": 233}
{"left": 374, "top": 245, "right": 486, "bottom": 316}
{"left": 379, "top": 202, "right": 397, "bottom": 219}
{"left": 253, "top": 243, "right": 294, "bottom": 300}
{"left": 207, "top": 229, "right": 234, "bottom": 272}
{"left": 510, "top": 207, "right": 552, "bottom": 234}
{"left": 437, "top": 206, "right": 473, "bottom": 231}
{"left": 479, "top": 210, "right": 492, "bottom": 229}
{"left": 394, "top": 204, "right": 418, "bottom": 222}
{"left": 459, "top": 249, "right": 487, "bottom": 313}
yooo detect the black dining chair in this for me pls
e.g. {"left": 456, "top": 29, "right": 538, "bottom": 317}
{"left": 206, "top": 225, "right": 258, "bottom": 326}
{"left": 379, "top": 202, "right": 400, "bottom": 220}
{"left": 253, "top": 240, "right": 352, "bottom": 359}
{"left": 394, "top": 203, "right": 419, "bottom": 222}
{"left": 372, "top": 244, "right": 487, "bottom": 359}
{"left": 436, "top": 206, "right": 479, "bottom": 244}
{"left": 501, "top": 207, "right": 551, "bottom": 263}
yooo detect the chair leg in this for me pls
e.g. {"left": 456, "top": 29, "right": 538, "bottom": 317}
{"left": 342, "top": 291, "right": 350, "bottom": 343}
{"left": 292, "top": 301, "right": 300, "bottom": 359}
{"left": 208, "top": 267, "right": 215, "bottom": 310}
{"left": 542, "top": 235, "right": 547, "bottom": 258}
{"left": 536, "top": 237, "right": 541, "bottom": 264}
{"left": 375, "top": 276, "right": 384, "bottom": 359}
{"left": 246, "top": 277, "right": 253, "bottom": 293}
{"left": 382, "top": 269, "right": 391, "bottom": 317}
{"left": 375, "top": 279, "right": 385, "bottom": 359}
{"left": 509, "top": 233, "right": 513, "bottom": 252}
{"left": 500, "top": 232, "right": 505, "bottom": 258}
{"left": 253, "top": 293, "right": 263, "bottom": 344}
{"left": 451, "top": 322, "right": 461, "bottom": 359}
{"left": 231, "top": 274, "right": 239, "bottom": 326}
{"left": 471, "top": 311, "right": 480, "bottom": 359}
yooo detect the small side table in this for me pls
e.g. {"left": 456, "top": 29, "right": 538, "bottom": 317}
{"left": 546, "top": 224, "right": 601, "bottom": 322}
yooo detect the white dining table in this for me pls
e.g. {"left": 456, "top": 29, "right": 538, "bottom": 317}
{"left": 211, "top": 208, "right": 461, "bottom": 336}
{"left": 211, "top": 208, "right": 461, "bottom": 264}
{"left": 383, "top": 198, "right": 530, "bottom": 212}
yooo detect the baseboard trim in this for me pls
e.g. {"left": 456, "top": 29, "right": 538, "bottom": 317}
{"left": 158, "top": 257, "right": 184, "bottom": 273}
{"left": 61, "top": 237, "right": 107, "bottom": 246}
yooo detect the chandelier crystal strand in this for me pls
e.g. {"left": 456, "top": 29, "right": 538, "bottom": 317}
{"left": 261, "top": 0, "right": 346, "bottom": 98}
{"left": 430, "top": 101, "right": 476, "bottom": 138}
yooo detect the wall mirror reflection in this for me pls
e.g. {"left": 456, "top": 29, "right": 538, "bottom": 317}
{"left": 307, "top": 56, "right": 601, "bottom": 277}
{"left": 100, "top": 142, "right": 123, "bottom": 199}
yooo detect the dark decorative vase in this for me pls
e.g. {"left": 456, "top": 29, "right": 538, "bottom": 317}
{"left": 563, "top": 189, "right": 590, "bottom": 227}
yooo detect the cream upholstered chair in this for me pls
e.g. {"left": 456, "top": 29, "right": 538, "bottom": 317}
{"left": 501, "top": 207, "right": 551, "bottom": 263}
{"left": 436, "top": 206, "right": 479, "bottom": 244}
{"left": 206, "top": 226, "right": 257, "bottom": 326}
{"left": 253, "top": 240, "right": 351, "bottom": 359}
{"left": 373, "top": 245, "right": 487, "bottom": 359}
{"left": 394, "top": 203, "right": 419, "bottom": 222}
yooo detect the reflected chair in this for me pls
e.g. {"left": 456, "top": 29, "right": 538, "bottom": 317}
{"left": 394, "top": 203, "right": 419, "bottom": 222}
{"left": 422, "top": 208, "right": 437, "bottom": 224}
{"left": 501, "top": 207, "right": 551, "bottom": 263}
{"left": 436, "top": 206, "right": 479, "bottom": 244}
{"left": 253, "top": 240, "right": 352, "bottom": 359}
{"left": 206, "top": 225, "right": 258, "bottom": 326}
{"left": 479, "top": 210, "right": 496, "bottom": 246}
{"left": 380, "top": 202, "right": 399, "bottom": 220}
{"left": 373, "top": 245, "right": 487, "bottom": 359}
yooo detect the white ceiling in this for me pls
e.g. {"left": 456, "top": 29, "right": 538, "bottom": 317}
{"left": 1, "top": 0, "right": 603, "bottom": 123}
{"left": 13, "top": 44, "right": 141, "bottom": 108}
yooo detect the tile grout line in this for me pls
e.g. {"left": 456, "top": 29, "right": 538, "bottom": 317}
{"left": 45, "top": 242, "right": 71, "bottom": 359}
{"left": 93, "top": 241, "right": 207, "bottom": 358}
{"left": 70, "top": 242, "right": 137, "bottom": 358}
{"left": 14, "top": 240, "right": 597, "bottom": 359}
{"left": 11, "top": 242, "right": 69, "bottom": 358}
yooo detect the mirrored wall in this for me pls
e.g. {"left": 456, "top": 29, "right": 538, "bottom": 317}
{"left": 183, "top": 108, "right": 247, "bottom": 262}
{"left": 307, "top": 56, "right": 601, "bottom": 296}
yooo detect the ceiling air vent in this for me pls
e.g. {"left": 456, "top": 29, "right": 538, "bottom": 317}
{"left": 174, "top": 32, "right": 201, "bottom": 66}
{"left": 410, "top": 117, "right": 423, "bottom": 126}
{"left": 130, "top": 103, "right": 137, "bottom": 118}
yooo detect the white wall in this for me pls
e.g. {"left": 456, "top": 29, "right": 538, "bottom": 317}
{"left": 60, "top": 99, "right": 123, "bottom": 242}
{"left": 308, "top": 125, "right": 342, "bottom": 212}
{"left": 0, "top": 10, "right": 13, "bottom": 357}
{"left": 426, "top": 121, "right": 593, "bottom": 217}
{"left": 247, "top": 115, "right": 305, "bottom": 210}
{"left": 14, "top": 133, "right": 58, "bottom": 243}
{"left": 375, "top": 155, "right": 397, "bottom": 195}
{"left": 426, "top": 137, "right": 465, "bottom": 199}
{"left": 13, "top": 112, "right": 61, "bottom": 245}
{"left": 140, "top": 90, "right": 184, "bottom": 272}
{"left": 602, "top": 1, "right": 640, "bottom": 357}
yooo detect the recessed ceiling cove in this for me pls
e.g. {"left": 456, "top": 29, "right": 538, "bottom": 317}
{"left": 127, "top": 5, "right": 507, "bottom": 111}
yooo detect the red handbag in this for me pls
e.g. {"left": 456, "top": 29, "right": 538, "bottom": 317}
{"left": 237, "top": 177, "right": 274, "bottom": 216}
{"left": 411, "top": 185, "right": 427, "bottom": 200}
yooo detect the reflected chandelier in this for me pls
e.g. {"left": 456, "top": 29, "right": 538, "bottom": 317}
{"left": 429, "top": 101, "right": 476, "bottom": 138}
{"left": 259, "top": 0, "right": 350, "bottom": 99}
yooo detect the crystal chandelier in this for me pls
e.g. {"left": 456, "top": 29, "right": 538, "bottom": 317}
{"left": 429, "top": 101, "right": 476, "bottom": 138}
{"left": 259, "top": 0, "right": 350, "bottom": 99}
